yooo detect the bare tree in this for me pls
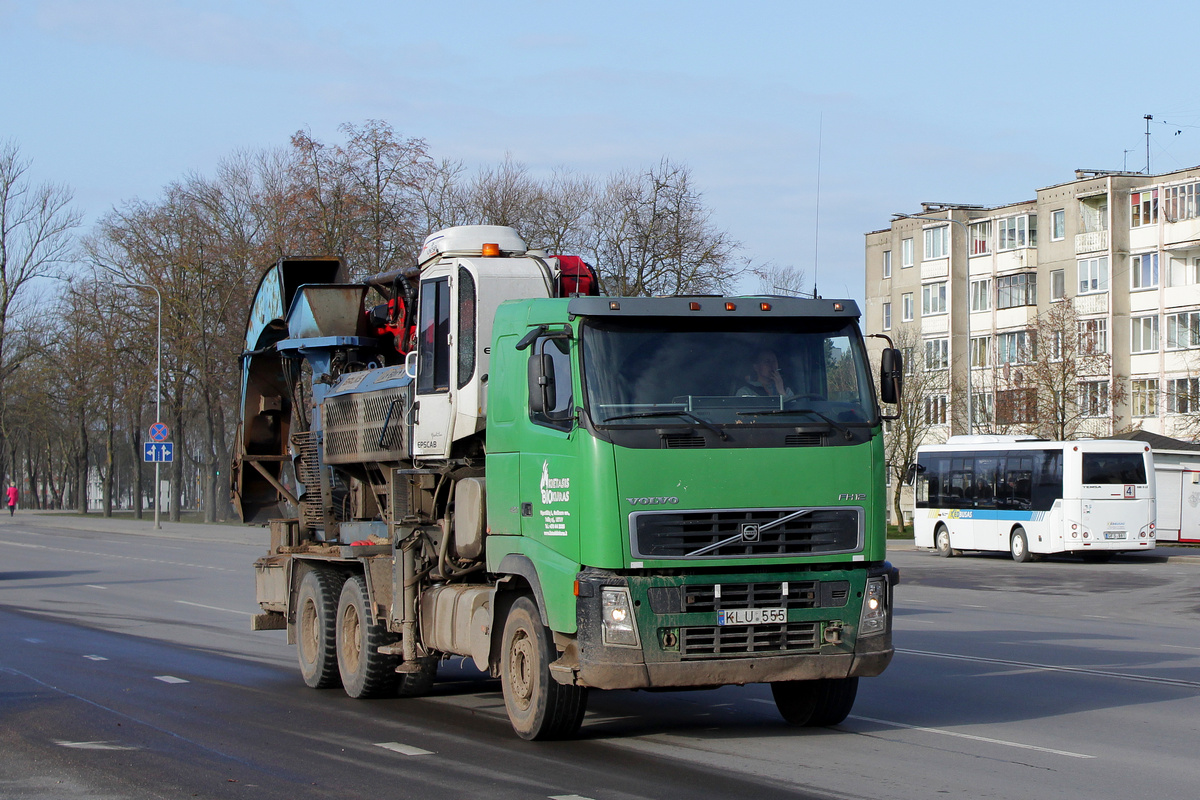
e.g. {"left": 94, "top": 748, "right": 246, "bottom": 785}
{"left": 880, "top": 326, "right": 949, "bottom": 535}
{"left": 753, "top": 263, "right": 809, "bottom": 297}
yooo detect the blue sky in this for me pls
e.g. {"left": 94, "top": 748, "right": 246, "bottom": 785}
{"left": 4, "top": 0, "right": 1200, "bottom": 307}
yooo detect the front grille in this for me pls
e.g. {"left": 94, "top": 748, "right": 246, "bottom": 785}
{"left": 322, "top": 387, "right": 408, "bottom": 464}
{"left": 664, "top": 434, "right": 706, "bottom": 448}
{"left": 785, "top": 433, "right": 823, "bottom": 447}
{"left": 630, "top": 506, "right": 862, "bottom": 559}
{"left": 680, "top": 622, "right": 818, "bottom": 658}
{"left": 684, "top": 581, "right": 818, "bottom": 612}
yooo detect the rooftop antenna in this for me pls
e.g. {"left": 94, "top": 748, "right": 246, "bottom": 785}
{"left": 1123, "top": 149, "right": 1133, "bottom": 172}
{"left": 1145, "top": 114, "right": 1153, "bottom": 174}
{"left": 813, "top": 113, "right": 823, "bottom": 298}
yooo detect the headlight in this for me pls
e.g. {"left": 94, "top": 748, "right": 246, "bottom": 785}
{"left": 601, "top": 586, "right": 640, "bottom": 647}
{"left": 859, "top": 577, "right": 888, "bottom": 636}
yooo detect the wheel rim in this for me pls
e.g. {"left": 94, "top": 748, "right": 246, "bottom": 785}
{"left": 300, "top": 598, "right": 319, "bottom": 664}
{"left": 508, "top": 629, "right": 535, "bottom": 711}
{"left": 1013, "top": 535, "right": 1025, "bottom": 557}
{"left": 341, "top": 604, "right": 362, "bottom": 674}
{"left": 937, "top": 530, "right": 949, "bottom": 551}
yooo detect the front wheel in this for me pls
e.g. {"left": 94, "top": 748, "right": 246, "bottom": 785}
{"left": 1010, "top": 527, "right": 1033, "bottom": 563}
{"left": 500, "top": 597, "right": 588, "bottom": 740}
{"left": 935, "top": 525, "right": 954, "bottom": 557}
{"left": 771, "top": 677, "right": 859, "bottom": 726}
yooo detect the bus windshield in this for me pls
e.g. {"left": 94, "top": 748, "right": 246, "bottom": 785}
{"left": 580, "top": 317, "right": 876, "bottom": 427}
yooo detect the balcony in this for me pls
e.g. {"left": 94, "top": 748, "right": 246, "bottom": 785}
{"left": 1074, "top": 293, "right": 1109, "bottom": 315}
{"left": 1075, "top": 230, "right": 1109, "bottom": 254}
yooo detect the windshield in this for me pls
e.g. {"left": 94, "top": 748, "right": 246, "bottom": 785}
{"left": 1081, "top": 452, "right": 1147, "bottom": 484}
{"left": 580, "top": 317, "right": 876, "bottom": 427}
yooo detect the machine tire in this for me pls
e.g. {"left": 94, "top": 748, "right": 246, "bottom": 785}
{"left": 771, "top": 677, "right": 859, "bottom": 726}
{"left": 336, "top": 574, "right": 398, "bottom": 699}
{"left": 500, "top": 596, "right": 588, "bottom": 740}
{"left": 934, "top": 525, "right": 954, "bottom": 557}
{"left": 1010, "top": 527, "right": 1033, "bottom": 563}
{"left": 396, "top": 657, "right": 438, "bottom": 697}
{"left": 296, "top": 567, "right": 346, "bottom": 689}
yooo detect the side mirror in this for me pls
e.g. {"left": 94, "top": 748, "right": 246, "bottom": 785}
{"left": 880, "top": 348, "right": 902, "bottom": 405}
{"left": 527, "top": 352, "right": 556, "bottom": 413}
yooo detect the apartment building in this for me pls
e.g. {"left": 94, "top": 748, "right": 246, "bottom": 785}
{"left": 865, "top": 165, "right": 1200, "bottom": 443}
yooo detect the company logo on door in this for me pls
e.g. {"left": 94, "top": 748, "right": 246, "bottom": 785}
{"left": 540, "top": 460, "right": 571, "bottom": 504}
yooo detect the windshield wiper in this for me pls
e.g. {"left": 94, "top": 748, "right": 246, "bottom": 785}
{"left": 737, "top": 408, "right": 854, "bottom": 440}
{"left": 602, "top": 410, "right": 729, "bottom": 441}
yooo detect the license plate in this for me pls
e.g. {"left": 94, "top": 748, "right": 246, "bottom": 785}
{"left": 717, "top": 607, "right": 787, "bottom": 626}
{"left": 1104, "top": 531, "right": 1126, "bottom": 540}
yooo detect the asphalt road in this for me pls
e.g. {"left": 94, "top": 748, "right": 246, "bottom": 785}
{"left": 2, "top": 513, "right": 1199, "bottom": 799}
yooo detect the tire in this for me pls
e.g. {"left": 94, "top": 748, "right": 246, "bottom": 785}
{"left": 934, "top": 525, "right": 954, "bottom": 557}
{"left": 336, "top": 574, "right": 399, "bottom": 699}
{"left": 1010, "top": 527, "right": 1033, "bottom": 563}
{"left": 771, "top": 677, "right": 859, "bottom": 726}
{"left": 397, "top": 656, "right": 438, "bottom": 697}
{"left": 296, "top": 568, "right": 346, "bottom": 689}
{"left": 500, "top": 596, "right": 588, "bottom": 740}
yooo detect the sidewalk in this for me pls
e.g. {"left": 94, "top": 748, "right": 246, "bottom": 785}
{"left": 2, "top": 510, "right": 270, "bottom": 548}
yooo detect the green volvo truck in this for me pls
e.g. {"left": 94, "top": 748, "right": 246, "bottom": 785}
{"left": 234, "top": 225, "right": 901, "bottom": 740}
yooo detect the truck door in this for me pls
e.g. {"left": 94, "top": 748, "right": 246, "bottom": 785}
{"left": 412, "top": 274, "right": 454, "bottom": 458}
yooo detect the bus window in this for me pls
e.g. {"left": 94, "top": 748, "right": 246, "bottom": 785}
{"left": 1082, "top": 452, "right": 1147, "bottom": 485}
{"left": 973, "top": 457, "right": 999, "bottom": 508}
{"left": 1032, "top": 451, "right": 1064, "bottom": 510}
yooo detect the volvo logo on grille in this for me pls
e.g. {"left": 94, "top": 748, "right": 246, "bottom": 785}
{"left": 627, "top": 496, "right": 679, "bottom": 505}
{"left": 740, "top": 523, "right": 761, "bottom": 542}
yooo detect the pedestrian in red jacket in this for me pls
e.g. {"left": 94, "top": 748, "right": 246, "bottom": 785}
{"left": 7, "top": 485, "right": 17, "bottom": 516}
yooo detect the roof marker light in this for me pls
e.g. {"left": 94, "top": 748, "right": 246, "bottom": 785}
{"left": 609, "top": 301, "right": 621, "bottom": 311}
{"left": 481, "top": 242, "right": 500, "bottom": 257}
{"left": 760, "top": 302, "right": 772, "bottom": 311}
{"left": 725, "top": 302, "right": 737, "bottom": 311}
{"left": 833, "top": 302, "right": 844, "bottom": 311}
{"left": 689, "top": 301, "right": 701, "bottom": 311}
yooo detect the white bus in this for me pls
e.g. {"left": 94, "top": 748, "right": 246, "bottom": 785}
{"left": 912, "top": 436, "right": 1156, "bottom": 562}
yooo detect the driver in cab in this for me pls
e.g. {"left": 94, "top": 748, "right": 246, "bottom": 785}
{"left": 736, "top": 350, "right": 793, "bottom": 398}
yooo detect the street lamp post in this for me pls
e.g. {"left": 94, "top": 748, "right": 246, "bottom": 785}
{"left": 117, "top": 283, "right": 163, "bottom": 530}
{"left": 892, "top": 212, "right": 975, "bottom": 434}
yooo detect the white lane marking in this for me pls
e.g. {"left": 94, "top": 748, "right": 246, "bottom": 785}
{"left": 1163, "top": 643, "right": 1200, "bottom": 652}
{"left": 748, "top": 698, "right": 774, "bottom": 705}
{"left": 851, "top": 715, "right": 1095, "bottom": 759}
{"left": 154, "top": 676, "right": 189, "bottom": 684}
{"left": 550, "top": 795, "right": 596, "bottom": 800}
{"left": 85, "top": 585, "right": 107, "bottom": 590}
{"left": 175, "top": 600, "right": 254, "bottom": 616}
{"left": 83, "top": 655, "right": 108, "bottom": 661}
{"left": 374, "top": 741, "right": 433, "bottom": 756}
{"left": 54, "top": 740, "right": 138, "bottom": 751}
{"left": 0, "top": 539, "right": 235, "bottom": 573}
{"left": 898, "top": 647, "right": 1200, "bottom": 689}
{"left": 23, "top": 638, "right": 43, "bottom": 644}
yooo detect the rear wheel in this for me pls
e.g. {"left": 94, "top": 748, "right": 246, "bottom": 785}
{"left": 336, "top": 574, "right": 398, "bottom": 698}
{"left": 935, "top": 525, "right": 954, "bottom": 557}
{"left": 771, "top": 677, "right": 859, "bottom": 726}
{"left": 500, "top": 596, "right": 588, "bottom": 740}
{"left": 296, "top": 568, "right": 346, "bottom": 689}
{"left": 1010, "top": 527, "right": 1033, "bottom": 563}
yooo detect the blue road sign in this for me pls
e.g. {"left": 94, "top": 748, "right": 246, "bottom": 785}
{"left": 148, "top": 422, "right": 170, "bottom": 442}
{"left": 143, "top": 442, "right": 174, "bottom": 463}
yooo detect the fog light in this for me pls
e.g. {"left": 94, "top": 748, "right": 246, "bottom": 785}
{"left": 601, "top": 586, "right": 640, "bottom": 647}
{"left": 859, "top": 577, "right": 888, "bottom": 636}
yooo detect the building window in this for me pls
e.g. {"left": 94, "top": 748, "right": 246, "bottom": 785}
{"left": 1168, "top": 377, "right": 1200, "bottom": 413}
{"left": 973, "top": 392, "right": 994, "bottom": 425}
{"left": 925, "top": 338, "right": 949, "bottom": 371}
{"left": 922, "top": 282, "right": 947, "bottom": 315}
{"left": 924, "top": 226, "right": 949, "bottom": 260}
{"left": 1165, "top": 182, "right": 1200, "bottom": 222}
{"left": 1078, "top": 381, "right": 1110, "bottom": 417}
{"left": 996, "top": 330, "right": 1033, "bottom": 364}
{"left": 902, "top": 346, "right": 915, "bottom": 376}
{"left": 923, "top": 394, "right": 948, "bottom": 425}
{"left": 901, "top": 292, "right": 914, "bottom": 322}
{"left": 1131, "top": 379, "right": 1159, "bottom": 417}
{"left": 1131, "top": 189, "right": 1158, "bottom": 227}
{"left": 970, "top": 279, "right": 991, "bottom": 312}
{"left": 901, "top": 238, "right": 914, "bottom": 268}
{"left": 996, "top": 388, "right": 1037, "bottom": 424}
{"left": 882, "top": 250, "right": 892, "bottom": 278}
{"left": 997, "top": 214, "right": 1036, "bottom": 250}
{"left": 1167, "top": 310, "right": 1200, "bottom": 349}
{"left": 1049, "top": 269, "right": 1066, "bottom": 301}
{"left": 1051, "top": 209, "right": 1065, "bottom": 241}
{"left": 970, "top": 221, "right": 990, "bottom": 255}
{"left": 1079, "top": 256, "right": 1109, "bottom": 294}
{"left": 1049, "top": 330, "right": 1064, "bottom": 361}
{"left": 1078, "top": 318, "right": 1108, "bottom": 355}
{"left": 1169, "top": 257, "right": 1200, "bottom": 287}
{"left": 1131, "top": 315, "right": 1159, "bottom": 353}
{"left": 883, "top": 302, "right": 892, "bottom": 331}
{"left": 970, "top": 335, "right": 991, "bottom": 368}
{"left": 1131, "top": 252, "right": 1159, "bottom": 290}
{"left": 996, "top": 273, "right": 1037, "bottom": 309}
